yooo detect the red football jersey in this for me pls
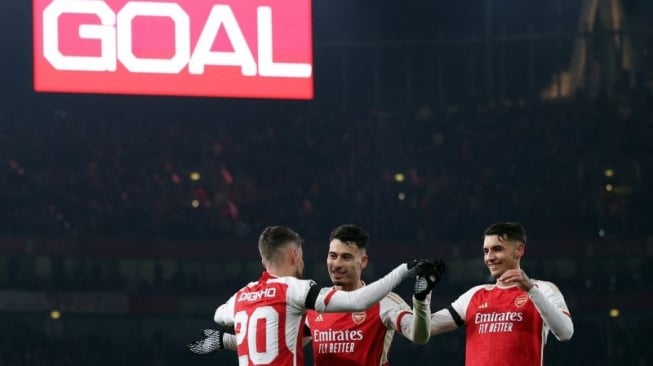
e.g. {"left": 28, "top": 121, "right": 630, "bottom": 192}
{"left": 307, "top": 292, "right": 411, "bottom": 366}
{"left": 230, "top": 272, "right": 314, "bottom": 366}
{"left": 451, "top": 281, "right": 570, "bottom": 366}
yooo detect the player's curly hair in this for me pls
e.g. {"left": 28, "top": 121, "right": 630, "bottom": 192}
{"left": 484, "top": 222, "right": 527, "bottom": 245}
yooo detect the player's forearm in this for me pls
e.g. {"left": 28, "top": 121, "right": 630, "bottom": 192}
{"left": 315, "top": 263, "right": 409, "bottom": 312}
{"left": 404, "top": 294, "right": 431, "bottom": 344}
{"left": 528, "top": 286, "right": 574, "bottom": 341}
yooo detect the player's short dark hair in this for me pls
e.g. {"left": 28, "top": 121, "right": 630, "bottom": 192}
{"left": 329, "top": 224, "right": 369, "bottom": 250}
{"left": 258, "top": 226, "right": 302, "bottom": 263}
{"left": 484, "top": 222, "right": 527, "bottom": 245}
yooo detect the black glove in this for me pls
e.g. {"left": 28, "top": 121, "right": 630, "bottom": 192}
{"left": 187, "top": 329, "right": 225, "bottom": 354}
{"left": 407, "top": 258, "right": 435, "bottom": 277}
{"left": 413, "top": 259, "right": 446, "bottom": 301}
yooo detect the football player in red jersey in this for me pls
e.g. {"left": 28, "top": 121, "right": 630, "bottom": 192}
{"left": 305, "top": 224, "right": 444, "bottom": 366}
{"left": 188, "top": 226, "right": 441, "bottom": 366}
{"left": 429, "top": 222, "right": 574, "bottom": 366}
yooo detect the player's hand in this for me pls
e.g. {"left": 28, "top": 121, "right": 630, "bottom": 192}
{"left": 499, "top": 269, "right": 533, "bottom": 291}
{"left": 407, "top": 258, "right": 444, "bottom": 276}
{"left": 187, "top": 329, "right": 224, "bottom": 354}
{"left": 407, "top": 258, "right": 435, "bottom": 277}
{"left": 412, "top": 259, "right": 446, "bottom": 300}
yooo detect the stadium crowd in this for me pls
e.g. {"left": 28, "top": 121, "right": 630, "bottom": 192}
{"left": 1, "top": 89, "right": 652, "bottom": 243}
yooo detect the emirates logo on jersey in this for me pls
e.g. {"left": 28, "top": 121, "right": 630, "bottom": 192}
{"left": 514, "top": 294, "right": 529, "bottom": 307}
{"left": 351, "top": 312, "right": 366, "bottom": 325}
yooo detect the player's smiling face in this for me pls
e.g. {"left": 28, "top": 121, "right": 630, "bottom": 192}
{"left": 327, "top": 239, "right": 368, "bottom": 291}
{"left": 483, "top": 235, "right": 523, "bottom": 280}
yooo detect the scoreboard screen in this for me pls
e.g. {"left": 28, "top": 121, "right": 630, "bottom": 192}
{"left": 33, "top": 0, "right": 313, "bottom": 99}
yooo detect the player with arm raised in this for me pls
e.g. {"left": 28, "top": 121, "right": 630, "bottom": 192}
{"left": 305, "top": 224, "right": 443, "bottom": 366}
{"left": 428, "top": 222, "right": 573, "bottom": 366}
{"left": 189, "top": 226, "right": 438, "bottom": 366}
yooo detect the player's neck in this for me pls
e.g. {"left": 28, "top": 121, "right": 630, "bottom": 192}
{"left": 495, "top": 279, "right": 515, "bottom": 287}
{"left": 266, "top": 266, "right": 297, "bottom": 278}
{"left": 336, "top": 279, "right": 364, "bottom": 292}
{"left": 495, "top": 266, "right": 521, "bottom": 287}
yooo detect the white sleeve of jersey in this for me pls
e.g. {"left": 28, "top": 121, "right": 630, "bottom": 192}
{"left": 380, "top": 292, "right": 411, "bottom": 329}
{"left": 528, "top": 280, "right": 574, "bottom": 341}
{"left": 313, "top": 263, "right": 409, "bottom": 313}
{"left": 380, "top": 293, "right": 432, "bottom": 344}
{"left": 285, "top": 277, "right": 319, "bottom": 312}
{"left": 223, "top": 333, "right": 238, "bottom": 351}
{"left": 430, "top": 285, "right": 483, "bottom": 335}
{"left": 213, "top": 292, "right": 237, "bottom": 326}
{"left": 430, "top": 308, "right": 459, "bottom": 335}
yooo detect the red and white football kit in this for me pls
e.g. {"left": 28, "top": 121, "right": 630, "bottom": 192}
{"left": 307, "top": 291, "right": 430, "bottom": 366}
{"left": 213, "top": 264, "right": 410, "bottom": 366}
{"left": 430, "top": 280, "right": 573, "bottom": 366}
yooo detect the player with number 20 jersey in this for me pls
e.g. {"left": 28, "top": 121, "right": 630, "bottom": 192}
{"left": 216, "top": 265, "right": 412, "bottom": 366}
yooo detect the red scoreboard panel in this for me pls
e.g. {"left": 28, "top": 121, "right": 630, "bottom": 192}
{"left": 33, "top": 0, "right": 313, "bottom": 99}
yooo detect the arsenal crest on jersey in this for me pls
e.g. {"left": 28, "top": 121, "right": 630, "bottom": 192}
{"left": 514, "top": 294, "right": 529, "bottom": 307}
{"left": 351, "top": 311, "right": 366, "bottom": 324}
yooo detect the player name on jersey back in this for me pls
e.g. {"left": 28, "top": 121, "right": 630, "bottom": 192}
{"left": 238, "top": 288, "right": 277, "bottom": 302}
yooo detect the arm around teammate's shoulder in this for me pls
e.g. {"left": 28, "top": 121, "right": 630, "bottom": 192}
{"left": 306, "top": 263, "right": 410, "bottom": 312}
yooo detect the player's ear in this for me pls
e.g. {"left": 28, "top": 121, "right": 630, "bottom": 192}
{"left": 515, "top": 243, "right": 525, "bottom": 259}
{"left": 287, "top": 247, "right": 296, "bottom": 265}
{"left": 361, "top": 254, "right": 368, "bottom": 269}
{"left": 289, "top": 246, "right": 301, "bottom": 265}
